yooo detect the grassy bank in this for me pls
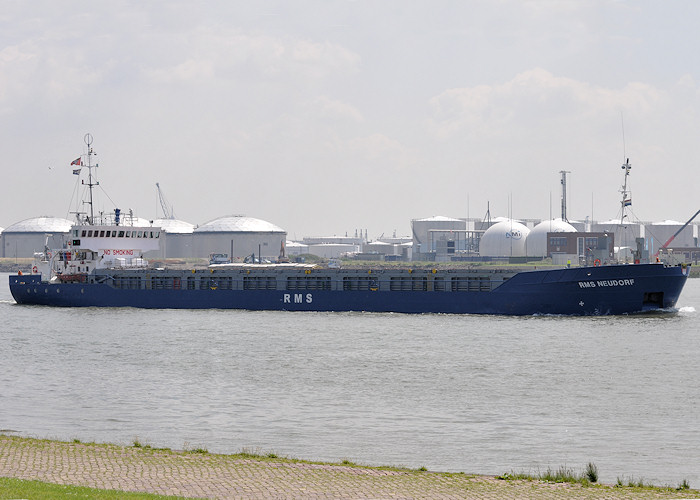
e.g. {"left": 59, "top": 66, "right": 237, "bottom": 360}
{"left": 1, "top": 435, "right": 698, "bottom": 499}
{"left": 0, "top": 477, "right": 182, "bottom": 499}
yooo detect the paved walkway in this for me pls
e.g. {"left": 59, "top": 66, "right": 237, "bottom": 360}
{"left": 1, "top": 435, "right": 698, "bottom": 499}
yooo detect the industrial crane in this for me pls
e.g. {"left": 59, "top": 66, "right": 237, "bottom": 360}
{"left": 156, "top": 182, "right": 175, "bottom": 220}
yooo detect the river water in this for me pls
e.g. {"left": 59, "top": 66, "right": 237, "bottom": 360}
{"left": 1, "top": 272, "right": 698, "bottom": 487}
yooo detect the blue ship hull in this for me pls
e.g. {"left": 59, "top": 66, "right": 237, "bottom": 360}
{"left": 9, "top": 263, "right": 688, "bottom": 315}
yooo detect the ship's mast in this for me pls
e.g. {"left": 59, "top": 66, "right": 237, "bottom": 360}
{"left": 83, "top": 133, "right": 99, "bottom": 224}
{"left": 614, "top": 158, "right": 634, "bottom": 260}
{"left": 619, "top": 158, "right": 631, "bottom": 222}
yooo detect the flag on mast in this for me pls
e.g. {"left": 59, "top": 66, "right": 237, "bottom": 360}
{"left": 70, "top": 157, "right": 82, "bottom": 166}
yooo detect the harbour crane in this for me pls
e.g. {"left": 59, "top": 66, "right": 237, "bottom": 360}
{"left": 156, "top": 182, "right": 175, "bottom": 220}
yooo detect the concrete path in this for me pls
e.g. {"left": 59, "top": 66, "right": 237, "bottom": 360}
{"left": 1, "top": 435, "right": 698, "bottom": 499}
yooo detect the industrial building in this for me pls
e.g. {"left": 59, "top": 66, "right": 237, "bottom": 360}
{"left": 546, "top": 232, "right": 615, "bottom": 265}
{"left": 527, "top": 218, "right": 577, "bottom": 257}
{"left": 411, "top": 216, "right": 467, "bottom": 260}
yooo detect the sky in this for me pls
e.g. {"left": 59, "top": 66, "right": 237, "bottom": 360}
{"left": 2, "top": 0, "right": 700, "bottom": 239}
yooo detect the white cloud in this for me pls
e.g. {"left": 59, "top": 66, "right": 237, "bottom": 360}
{"left": 311, "top": 96, "right": 363, "bottom": 123}
{"left": 346, "top": 133, "right": 412, "bottom": 167}
{"left": 427, "top": 69, "right": 670, "bottom": 142}
{"left": 145, "top": 30, "right": 360, "bottom": 85}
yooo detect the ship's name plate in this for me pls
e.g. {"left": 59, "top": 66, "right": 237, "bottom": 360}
{"left": 283, "top": 293, "right": 313, "bottom": 304}
{"left": 578, "top": 279, "right": 635, "bottom": 288}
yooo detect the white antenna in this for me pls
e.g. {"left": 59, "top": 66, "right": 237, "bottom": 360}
{"left": 621, "top": 111, "right": 627, "bottom": 161}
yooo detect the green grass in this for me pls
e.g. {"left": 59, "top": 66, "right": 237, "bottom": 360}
{"left": 0, "top": 477, "right": 188, "bottom": 499}
{"left": 498, "top": 463, "right": 598, "bottom": 486}
{"left": 498, "top": 463, "right": 696, "bottom": 494}
{"left": 585, "top": 461, "right": 599, "bottom": 483}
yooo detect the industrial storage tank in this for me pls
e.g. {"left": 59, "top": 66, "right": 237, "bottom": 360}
{"left": 285, "top": 240, "right": 309, "bottom": 256}
{"left": 1, "top": 216, "right": 73, "bottom": 258}
{"left": 193, "top": 215, "right": 287, "bottom": 261}
{"left": 645, "top": 220, "right": 696, "bottom": 251}
{"left": 590, "top": 218, "right": 644, "bottom": 258}
{"left": 527, "top": 218, "right": 577, "bottom": 257}
{"left": 306, "top": 243, "right": 359, "bottom": 259}
{"left": 411, "top": 216, "right": 466, "bottom": 257}
{"left": 479, "top": 219, "right": 530, "bottom": 257}
{"left": 151, "top": 218, "right": 196, "bottom": 259}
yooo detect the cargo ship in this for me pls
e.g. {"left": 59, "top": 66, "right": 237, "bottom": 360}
{"left": 7, "top": 137, "right": 691, "bottom": 315}
{"left": 9, "top": 258, "right": 690, "bottom": 315}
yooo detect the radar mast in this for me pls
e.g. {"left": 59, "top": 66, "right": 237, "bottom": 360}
{"left": 83, "top": 133, "right": 99, "bottom": 224}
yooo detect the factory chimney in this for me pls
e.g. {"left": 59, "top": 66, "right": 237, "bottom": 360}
{"left": 560, "top": 170, "right": 571, "bottom": 222}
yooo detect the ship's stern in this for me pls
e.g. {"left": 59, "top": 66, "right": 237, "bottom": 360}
{"left": 8, "top": 274, "right": 44, "bottom": 304}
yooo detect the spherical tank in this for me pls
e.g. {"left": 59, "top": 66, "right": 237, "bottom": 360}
{"left": 527, "top": 218, "right": 577, "bottom": 257}
{"left": 479, "top": 219, "right": 530, "bottom": 257}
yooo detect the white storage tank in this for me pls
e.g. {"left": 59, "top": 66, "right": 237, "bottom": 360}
{"left": 527, "top": 218, "right": 577, "bottom": 257}
{"left": 411, "top": 216, "right": 466, "bottom": 255}
{"left": 193, "top": 215, "right": 287, "bottom": 261}
{"left": 285, "top": 241, "right": 309, "bottom": 256}
{"left": 645, "top": 220, "right": 695, "bottom": 250}
{"left": 479, "top": 219, "right": 530, "bottom": 257}
{"left": 1, "top": 216, "right": 73, "bottom": 258}
{"left": 306, "top": 243, "right": 359, "bottom": 258}
{"left": 151, "top": 218, "right": 196, "bottom": 259}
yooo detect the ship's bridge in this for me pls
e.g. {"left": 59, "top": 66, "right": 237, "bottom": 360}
{"left": 70, "top": 225, "right": 161, "bottom": 256}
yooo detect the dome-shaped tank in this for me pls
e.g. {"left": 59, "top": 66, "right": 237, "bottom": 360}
{"left": 1, "top": 216, "right": 73, "bottom": 258}
{"left": 527, "top": 218, "right": 577, "bottom": 257}
{"left": 153, "top": 218, "right": 195, "bottom": 234}
{"left": 194, "top": 215, "right": 284, "bottom": 233}
{"left": 479, "top": 219, "right": 530, "bottom": 257}
{"left": 3, "top": 216, "right": 73, "bottom": 233}
{"left": 192, "top": 215, "right": 286, "bottom": 260}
